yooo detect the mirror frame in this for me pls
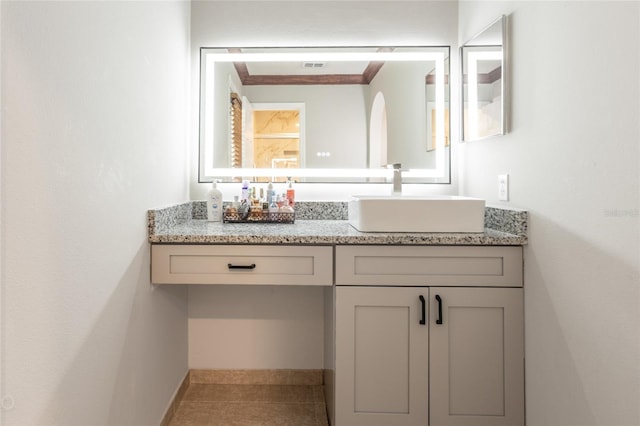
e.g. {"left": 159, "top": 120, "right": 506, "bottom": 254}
{"left": 198, "top": 46, "right": 451, "bottom": 184}
{"left": 460, "top": 15, "right": 508, "bottom": 142}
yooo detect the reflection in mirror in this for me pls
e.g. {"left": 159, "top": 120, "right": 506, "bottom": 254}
{"left": 427, "top": 57, "right": 450, "bottom": 152}
{"left": 199, "top": 47, "right": 450, "bottom": 183}
{"left": 461, "top": 15, "right": 507, "bottom": 141}
{"left": 246, "top": 103, "right": 304, "bottom": 182}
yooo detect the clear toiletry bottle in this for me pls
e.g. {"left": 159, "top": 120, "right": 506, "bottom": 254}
{"left": 207, "top": 180, "right": 223, "bottom": 222}
{"left": 280, "top": 198, "right": 294, "bottom": 213}
{"left": 268, "top": 190, "right": 278, "bottom": 219}
{"left": 267, "top": 182, "right": 274, "bottom": 205}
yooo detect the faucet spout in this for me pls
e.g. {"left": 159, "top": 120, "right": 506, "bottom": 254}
{"left": 387, "top": 163, "right": 403, "bottom": 195}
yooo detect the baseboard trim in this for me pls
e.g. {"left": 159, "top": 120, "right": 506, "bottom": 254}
{"left": 159, "top": 371, "right": 190, "bottom": 426}
{"left": 189, "top": 369, "right": 323, "bottom": 385}
{"left": 323, "top": 368, "right": 335, "bottom": 426}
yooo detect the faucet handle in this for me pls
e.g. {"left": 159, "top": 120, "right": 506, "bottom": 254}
{"left": 386, "top": 163, "right": 402, "bottom": 170}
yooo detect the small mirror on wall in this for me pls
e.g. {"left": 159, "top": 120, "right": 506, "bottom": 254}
{"left": 461, "top": 15, "right": 507, "bottom": 141}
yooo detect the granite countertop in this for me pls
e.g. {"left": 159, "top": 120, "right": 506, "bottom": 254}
{"left": 148, "top": 201, "right": 527, "bottom": 246}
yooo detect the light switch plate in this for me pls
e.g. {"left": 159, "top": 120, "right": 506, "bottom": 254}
{"left": 498, "top": 174, "right": 509, "bottom": 201}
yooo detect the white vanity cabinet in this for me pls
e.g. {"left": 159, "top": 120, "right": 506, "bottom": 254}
{"left": 333, "top": 245, "right": 524, "bottom": 426}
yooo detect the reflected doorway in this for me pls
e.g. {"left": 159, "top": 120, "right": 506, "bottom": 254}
{"left": 250, "top": 102, "right": 305, "bottom": 182}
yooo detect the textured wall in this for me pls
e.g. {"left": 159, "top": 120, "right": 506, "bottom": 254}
{"left": 1, "top": 2, "right": 191, "bottom": 424}
{"left": 458, "top": 2, "right": 640, "bottom": 425}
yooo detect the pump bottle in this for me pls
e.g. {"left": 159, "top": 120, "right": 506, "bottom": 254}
{"left": 207, "top": 181, "right": 223, "bottom": 222}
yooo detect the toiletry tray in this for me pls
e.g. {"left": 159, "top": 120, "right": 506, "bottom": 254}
{"left": 223, "top": 211, "right": 295, "bottom": 224}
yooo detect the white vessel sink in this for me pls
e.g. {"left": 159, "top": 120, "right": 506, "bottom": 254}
{"left": 348, "top": 195, "right": 485, "bottom": 233}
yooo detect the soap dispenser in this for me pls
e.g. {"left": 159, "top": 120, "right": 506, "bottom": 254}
{"left": 207, "top": 180, "right": 223, "bottom": 222}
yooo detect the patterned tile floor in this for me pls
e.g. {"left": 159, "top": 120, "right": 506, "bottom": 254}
{"left": 168, "top": 383, "right": 329, "bottom": 426}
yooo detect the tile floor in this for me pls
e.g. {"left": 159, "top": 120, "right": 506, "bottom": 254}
{"left": 168, "top": 383, "right": 329, "bottom": 426}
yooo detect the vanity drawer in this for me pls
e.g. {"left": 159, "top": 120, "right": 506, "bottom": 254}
{"left": 335, "top": 245, "right": 522, "bottom": 287}
{"left": 152, "top": 245, "right": 333, "bottom": 285}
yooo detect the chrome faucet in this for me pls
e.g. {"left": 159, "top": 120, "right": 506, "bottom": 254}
{"left": 387, "top": 163, "right": 403, "bottom": 195}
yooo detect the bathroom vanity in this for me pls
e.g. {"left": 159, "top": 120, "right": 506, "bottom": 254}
{"left": 148, "top": 201, "right": 527, "bottom": 426}
{"left": 333, "top": 245, "right": 523, "bottom": 426}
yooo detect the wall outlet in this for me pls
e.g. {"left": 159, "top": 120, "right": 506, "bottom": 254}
{"left": 498, "top": 174, "right": 509, "bottom": 201}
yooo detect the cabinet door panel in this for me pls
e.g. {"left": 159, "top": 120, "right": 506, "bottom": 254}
{"left": 354, "top": 304, "right": 410, "bottom": 413}
{"left": 336, "top": 286, "right": 429, "bottom": 426}
{"left": 430, "top": 287, "right": 524, "bottom": 426}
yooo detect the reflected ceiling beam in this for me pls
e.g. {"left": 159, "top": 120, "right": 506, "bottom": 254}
{"left": 460, "top": 66, "right": 502, "bottom": 84}
{"left": 229, "top": 48, "right": 251, "bottom": 82}
{"left": 240, "top": 74, "right": 367, "bottom": 85}
{"left": 362, "top": 47, "right": 394, "bottom": 84}
{"left": 426, "top": 75, "right": 450, "bottom": 85}
{"left": 487, "top": 66, "right": 502, "bottom": 83}
{"left": 229, "top": 47, "right": 393, "bottom": 86}
{"left": 361, "top": 62, "right": 384, "bottom": 84}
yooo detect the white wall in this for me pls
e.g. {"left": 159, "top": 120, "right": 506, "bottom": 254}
{"left": 458, "top": 2, "right": 640, "bottom": 425}
{"left": 1, "top": 2, "right": 190, "bottom": 425}
{"left": 190, "top": 0, "right": 459, "bottom": 201}
{"left": 189, "top": 286, "right": 325, "bottom": 369}
{"left": 369, "top": 60, "right": 434, "bottom": 169}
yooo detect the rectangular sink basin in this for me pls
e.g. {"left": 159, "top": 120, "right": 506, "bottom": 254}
{"left": 348, "top": 195, "right": 485, "bottom": 233}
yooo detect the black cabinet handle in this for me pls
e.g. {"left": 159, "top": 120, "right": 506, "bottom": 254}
{"left": 419, "top": 295, "right": 426, "bottom": 325}
{"left": 227, "top": 263, "right": 256, "bottom": 270}
{"left": 435, "top": 294, "right": 443, "bottom": 324}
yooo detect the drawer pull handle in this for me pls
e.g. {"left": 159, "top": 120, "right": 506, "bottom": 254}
{"left": 419, "top": 295, "right": 426, "bottom": 325}
{"left": 227, "top": 263, "right": 256, "bottom": 270}
{"left": 435, "top": 294, "right": 443, "bottom": 325}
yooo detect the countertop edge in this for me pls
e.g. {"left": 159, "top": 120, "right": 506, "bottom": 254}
{"left": 148, "top": 222, "right": 526, "bottom": 246}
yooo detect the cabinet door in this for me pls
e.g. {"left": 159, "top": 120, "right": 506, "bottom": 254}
{"left": 335, "top": 286, "right": 429, "bottom": 426}
{"left": 430, "top": 287, "right": 524, "bottom": 426}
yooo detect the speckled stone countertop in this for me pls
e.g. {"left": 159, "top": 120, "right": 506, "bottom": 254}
{"left": 148, "top": 201, "right": 527, "bottom": 246}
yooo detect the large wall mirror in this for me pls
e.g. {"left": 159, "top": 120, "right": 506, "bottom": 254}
{"left": 461, "top": 15, "right": 507, "bottom": 141}
{"left": 199, "top": 46, "right": 451, "bottom": 184}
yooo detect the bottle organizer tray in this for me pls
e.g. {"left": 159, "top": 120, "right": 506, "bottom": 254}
{"left": 223, "top": 211, "right": 295, "bottom": 224}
